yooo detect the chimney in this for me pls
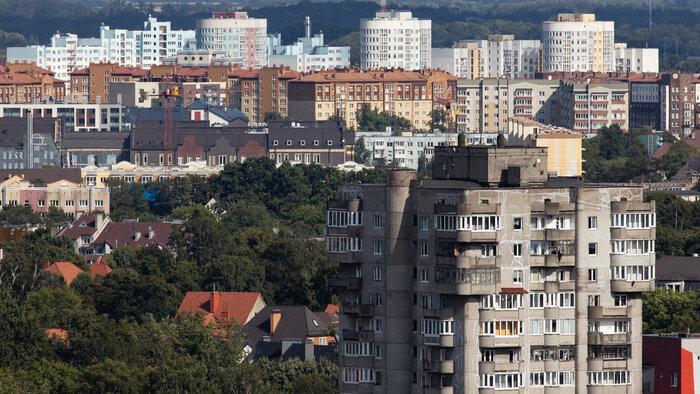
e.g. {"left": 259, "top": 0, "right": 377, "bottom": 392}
{"left": 148, "top": 225, "right": 154, "bottom": 239}
{"left": 304, "top": 16, "right": 311, "bottom": 39}
{"left": 134, "top": 231, "right": 141, "bottom": 241}
{"left": 210, "top": 290, "right": 220, "bottom": 314}
{"left": 43, "top": 260, "right": 50, "bottom": 269}
{"left": 95, "top": 213, "right": 104, "bottom": 230}
{"left": 270, "top": 308, "right": 282, "bottom": 334}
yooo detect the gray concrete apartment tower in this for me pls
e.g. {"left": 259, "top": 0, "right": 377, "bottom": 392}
{"left": 327, "top": 141, "right": 655, "bottom": 393}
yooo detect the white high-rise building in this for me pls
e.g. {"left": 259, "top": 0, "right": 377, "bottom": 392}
{"left": 615, "top": 44, "right": 659, "bottom": 73}
{"left": 360, "top": 10, "right": 431, "bottom": 70}
{"left": 435, "top": 35, "right": 540, "bottom": 79}
{"left": 7, "top": 17, "right": 195, "bottom": 81}
{"left": 267, "top": 17, "right": 350, "bottom": 72}
{"left": 196, "top": 12, "right": 267, "bottom": 69}
{"left": 542, "top": 13, "right": 615, "bottom": 73}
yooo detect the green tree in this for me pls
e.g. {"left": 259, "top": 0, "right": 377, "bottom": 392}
{"left": 657, "top": 139, "right": 698, "bottom": 176}
{"left": 264, "top": 111, "right": 289, "bottom": 121}
{"left": 417, "top": 154, "right": 432, "bottom": 180}
{"left": 355, "top": 104, "right": 412, "bottom": 133}
{"left": 354, "top": 136, "right": 371, "bottom": 165}
{"left": 643, "top": 288, "right": 700, "bottom": 333}
{"left": 428, "top": 108, "right": 448, "bottom": 133}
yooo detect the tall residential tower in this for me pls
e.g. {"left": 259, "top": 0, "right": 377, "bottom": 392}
{"left": 360, "top": 11, "right": 431, "bottom": 70}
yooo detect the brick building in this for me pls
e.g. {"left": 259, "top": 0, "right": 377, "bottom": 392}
{"left": 228, "top": 66, "right": 300, "bottom": 124}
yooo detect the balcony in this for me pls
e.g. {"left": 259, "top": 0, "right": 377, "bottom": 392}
{"left": 587, "top": 306, "right": 628, "bottom": 319}
{"left": 440, "top": 335, "right": 454, "bottom": 347}
{"left": 610, "top": 279, "right": 654, "bottom": 293}
{"left": 327, "top": 277, "right": 361, "bottom": 290}
{"left": 342, "top": 303, "right": 375, "bottom": 317}
{"left": 423, "top": 308, "right": 439, "bottom": 318}
{"left": 588, "top": 332, "right": 630, "bottom": 345}
{"left": 423, "top": 334, "right": 440, "bottom": 346}
{"left": 479, "top": 335, "right": 522, "bottom": 348}
{"left": 326, "top": 251, "right": 363, "bottom": 264}
{"left": 610, "top": 227, "right": 655, "bottom": 240}
{"left": 545, "top": 253, "right": 575, "bottom": 267}
{"left": 327, "top": 199, "right": 361, "bottom": 211}
{"left": 530, "top": 255, "right": 545, "bottom": 267}
{"left": 440, "top": 360, "right": 454, "bottom": 374}
{"left": 545, "top": 229, "right": 575, "bottom": 241}
{"left": 456, "top": 230, "right": 501, "bottom": 243}
{"left": 422, "top": 359, "right": 438, "bottom": 371}
{"left": 611, "top": 200, "right": 654, "bottom": 214}
{"left": 342, "top": 329, "right": 374, "bottom": 342}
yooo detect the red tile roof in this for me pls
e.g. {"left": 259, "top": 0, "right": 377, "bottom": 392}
{"left": 178, "top": 291, "right": 265, "bottom": 325}
{"left": 70, "top": 67, "right": 89, "bottom": 76}
{"left": 46, "top": 328, "right": 68, "bottom": 344}
{"left": 45, "top": 261, "right": 84, "bottom": 286}
{"left": 324, "top": 303, "right": 339, "bottom": 315}
{"left": 229, "top": 69, "right": 259, "bottom": 79}
{"left": 93, "top": 222, "right": 177, "bottom": 249}
{"left": 652, "top": 133, "right": 700, "bottom": 159}
{"left": 177, "top": 67, "right": 209, "bottom": 77}
{"left": 88, "top": 262, "right": 112, "bottom": 278}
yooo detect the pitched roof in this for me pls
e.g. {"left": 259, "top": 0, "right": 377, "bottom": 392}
{"left": 178, "top": 291, "right": 264, "bottom": 325}
{"left": 58, "top": 214, "right": 98, "bottom": 240}
{"left": 88, "top": 262, "right": 112, "bottom": 278}
{"left": 324, "top": 303, "right": 339, "bottom": 315}
{"left": 0, "top": 168, "right": 82, "bottom": 185}
{"left": 656, "top": 256, "right": 700, "bottom": 281}
{"left": 244, "top": 305, "right": 330, "bottom": 348}
{"left": 93, "top": 222, "right": 176, "bottom": 249}
{"left": 45, "top": 261, "right": 84, "bottom": 286}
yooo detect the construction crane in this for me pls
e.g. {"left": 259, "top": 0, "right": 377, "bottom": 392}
{"left": 150, "top": 85, "right": 179, "bottom": 171}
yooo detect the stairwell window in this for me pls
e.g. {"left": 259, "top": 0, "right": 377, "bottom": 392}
{"left": 373, "top": 240, "right": 383, "bottom": 255}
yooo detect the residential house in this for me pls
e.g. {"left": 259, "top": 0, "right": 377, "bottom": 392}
{"left": 178, "top": 291, "right": 266, "bottom": 326}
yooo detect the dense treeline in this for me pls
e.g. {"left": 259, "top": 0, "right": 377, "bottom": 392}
{"left": 0, "top": 157, "right": 386, "bottom": 391}
{"left": 644, "top": 288, "right": 700, "bottom": 334}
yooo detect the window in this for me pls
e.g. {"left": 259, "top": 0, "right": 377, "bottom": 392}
{"left": 588, "top": 243, "right": 597, "bottom": 256}
{"left": 420, "top": 216, "right": 429, "bottom": 230}
{"left": 588, "top": 295, "right": 600, "bottom": 306}
{"left": 587, "top": 370, "right": 630, "bottom": 385}
{"left": 614, "top": 320, "right": 628, "bottom": 333}
{"left": 373, "top": 240, "right": 383, "bottom": 255}
{"left": 420, "top": 243, "right": 429, "bottom": 256}
{"left": 481, "top": 349, "right": 494, "bottom": 362}
{"left": 79, "top": 200, "right": 88, "bottom": 207}
{"left": 513, "top": 244, "right": 522, "bottom": 257}
{"left": 95, "top": 200, "right": 104, "bottom": 207}
{"left": 614, "top": 295, "right": 627, "bottom": 307}
{"left": 530, "top": 268, "right": 545, "bottom": 283}
{"left": 375, "top": 345, "right": 382, "bottom": 359}
{"left": 65, "top": 200, "right": 74, "bottom": 207}
{"left": 481, "top": 244, "right": 497, "bottom": 257}
{"left": 588, "top": 269, "right": 597, "bottom": 282}
{"left": 671, "top": 373, "right": 678, "bottom": 387}
{"left": 373, "top": 266, "right": 383, "bottom": 281}
{"left": 420, "top": 269, "right": 429, "bottom": 283}
{"left": 38, "top": 200, "right": 45, "bottom": 207}
{"left": 513, "top": 270, "right": 523, "bottom": 284}
{"left": 373, "top": 215, "right": 382, "bottom": 228}
{"left": 513, "top": 217, "right": 522, "bottom": 230}
{"left": 370, "top": 292, "right": 383, "bottom": 306}
{"left": 50, "top": 200, "right": 59, "bottom": 207}
{"left": 370, "top": 319, "right": 382, "bottom": 332}
{"left": 530, "top": 293, "right": 544, "bottom": 308}
{"left": 588, "top": 216, "right": 597, "bottom": 229}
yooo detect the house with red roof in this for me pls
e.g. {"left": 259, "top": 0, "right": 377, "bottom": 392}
{"left": 44, "top": 260, "right": 84, "bottom": 286}
{"left": 87, "top": 262, "right": 112, "bottom": 278}
{"left": 58, "top": 213, "right": 109, "bottom": 254}
{"left": 178, "top": 291, "right": 266, "bottom": 326}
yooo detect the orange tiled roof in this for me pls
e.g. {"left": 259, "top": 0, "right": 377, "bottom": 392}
{"left": 296, "top": 68, "right": 458, "bottom": 83}
{"left": 178, "top": 291, "right": 264, "bottom": 325}
{"left": 45, "top": 261, "right": 84, "bottom": 286}
{"left": 324, "top": 303, "right": 339, "bottom": 315}
{"left": 88, "top": 262, "right": 112, "bottom": 278}
{"left": 70, "top": 67, "right": 89, "bottom": 76}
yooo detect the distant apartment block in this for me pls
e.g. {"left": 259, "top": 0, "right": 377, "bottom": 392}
{"left": 288, "top": 68, "right": 457, "bottom": 131}
{"left": 0, "top": 169, "right": 109, "bottom": 216}
{"left": 327, "top": 143, "right": 655, "bottom": 393}
{"left": 196, "top": 12, "right": 268, "bottom": 69}
{"left": 268, "top": 17, "right": 351, "bottom": 72}
{"left": 431, "top": 45, "right": 481, "bottom": 80}
{"left": 7, "top": 17, "right": 195, "bottom": 80}
{"left": 542, "top": 13, "right": 615, "bottom": 73}
{"left": 360, "top": 11, "right": 431, "bottom": 71}
{"left": 354, "top": 131, "right": 458, "bottom": 168}
{"left": 454, "top": 79, "right": 560, "bottom": 134}
{"left": 437, "top": 35, "right": 540, "bottom": 79}
{"left": 0, "top": 102, "right": 127, "bottom": 132}
{"left": 507, "top": 117, "right": 583, "bottom": 177}
{"left": 614, "top": 44, "right": 659, "bottom": 73}
{"left": 228, "top": 66, "right": 300, "bottom": 124}
{"left": 551, "top": 78, "right": 629, "bottom": 135}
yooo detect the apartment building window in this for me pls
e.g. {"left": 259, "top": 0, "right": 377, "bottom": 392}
{"left": 65, "top": 200, "right": 74, "bottom": 207}
{"left": 481, "top": 350, "right": 494, "bottom": 362}
{"left": 375, "top": 345, "right": 382, "bottom": 359}
{"left": 420, "top": 269, "right": 429, "bottom": 283}
{"left": 420, "top": 216, "right": 429, "bottom": 230}
{"left": 530, "top": 268, "right": 545, "bottom": 283}
{"left": 370, "top": 319, "right": 382, "bottom": 333}
{"left": 79, "top": 200, "right": 88, "bottom": 207}
{"left": 513, "top": 244, "right": 522, "bottom": 257}
{"left": 614, "top": 295, "right": 627, "bottom": 307}
{"left": 530, "top": 293, "right": 544, "bottom": 308}
{"left": 588, "top": 216, "right": 597, "bottom": 229}
{"left": 373, "top": 266, "right": 382, "bottom": 281}
{"left": 588, "top": 269, "right": 597, "bottom": 282}
{"left": 373, "top": 240, "right": 383, "bottom": 255}
{"left": 95, "top": 200, "right": 103, "bottom": 207}
{"left": 373, "top": 214, "right": 382, "bottom": 228}
{"left": 614, "top": 320, "right": 629, "bottom": 333}
{"left": 370, "top": 292, "right": 383, "bottom": 306}
{"left": 587, "top": 371, "right": 630, "bottom": 385}
{"left": 49, "top": 200, "right": 59, "bottom": 207}
{"left": 38, "top": 200, "right": 45, "bottom": 207}
{"left": 420, "top": 243, "right": 429, "bottom": 256}
{"left": 513, "top": 217, "right": 522, "bottom": 230}
{"left": 671, "top": 373, "right": 678, "bottom": 387}
{"left": 588, "top": 295, "right": 600, "bottom": 306}
{"left": 481, "top": 244, "right": 497, "bottom": 257}
{"left": 513, "top": 270, "right": 523, "bottom": 284}
{"left": 588, "top": 243, "right": 598, "bottom": 256}
{"left": 420, "top": 295, "right": 432, "bottom": 309}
